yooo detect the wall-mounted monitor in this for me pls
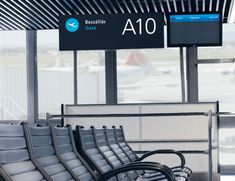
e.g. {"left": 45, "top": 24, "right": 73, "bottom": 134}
{"left": 167, "top": 13, "right": 222, "bottom": 47}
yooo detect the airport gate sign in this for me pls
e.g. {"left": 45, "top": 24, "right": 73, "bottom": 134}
{"left": 59, "top": 13, "right": 164, "bottom": 50}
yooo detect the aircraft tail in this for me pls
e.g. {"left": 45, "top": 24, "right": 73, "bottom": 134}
{"left": 125, "top": 51, "right": 149, "bottom": 67}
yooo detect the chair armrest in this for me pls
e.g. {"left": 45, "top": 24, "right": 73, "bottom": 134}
{"left": 98, "top": 161, "right": 176, "bottom": 181}
{"left": 138, "top": 149, "right": 186, "bottom": 168}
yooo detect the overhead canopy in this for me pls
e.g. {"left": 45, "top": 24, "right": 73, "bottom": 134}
{"left": 0, "top": 0, "right": 234, "bottom": 31}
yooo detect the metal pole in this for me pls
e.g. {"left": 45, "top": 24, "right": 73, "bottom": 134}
{"left": 73, "top": 51, "right": 78, "bottom": 104}
{"left": 186, "top": 46, "right": 198, "bottom": 102}
{"left": 46, "top": 112, "right": 50, "bottom": 124}
{"left": 180, "top": 47, "right": 186, "bottom": 102}
{"left": 26, "top": 30, "right": 38, "bottom": 124}
{"left": 105, "top": 50, "right": 117, "bottom": 104}
{"left": 208, "top": 110, "right": 213, "bottom": 181}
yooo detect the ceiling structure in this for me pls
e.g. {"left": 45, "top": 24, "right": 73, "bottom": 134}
{"left": 0, "top": 0, "right": 235, "bottom": 31}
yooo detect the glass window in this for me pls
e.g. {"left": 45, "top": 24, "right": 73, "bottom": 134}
{"left": 198, "top": 24, "right": 235, "bottom": 171}
{"left": 220, "top": 127, "right": 235, "bottom": 166}
{"left": 37, "top": 30, "right": 73, "bottom": 118}
{"left": 198, "top": 24, "right": 235, "bottom": 111}
{"left": 0, "top": 31, "right": 27, "bottom": 120}
{"left": 198, "top": 24, "right": 235, "bottom": 59}
{"left": 76, "top": 50, "right": 105, "bottom": 104}
{"left": 117, "top": 48, "right": 181, "bottom": 103}
{"left": 37, "top": 30, "right": 105, "bottom": 118}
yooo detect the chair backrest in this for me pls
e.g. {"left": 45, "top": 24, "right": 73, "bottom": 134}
{"left": 109, "top": 127, "right": 145, "bottom": 176}
{"left": 51, "top": 125, "right": 97, "bottom": 181}
{"left": 92, "top": 128, "right": 123, "bottom": 168}
{"left": 27, "top": 126, "right": 74, "bottom": 181}
{"left": 105, "top": 128, "right": 131, "bottom": 164}
{"left": 0, "top": 124, "right": 45, "bottom": 181}
{"left": 92, "top": 127, "right": 138, "bottom": 180}
{"left": 75, "top": 126, "right": 113, "bottom": 175}
{"left": 114, "top": 126, "right": 138, "bottom": 162}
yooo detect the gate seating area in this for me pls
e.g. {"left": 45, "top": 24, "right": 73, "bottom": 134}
{"left": 0, "top": 123, "right": 192, "bottom": 181}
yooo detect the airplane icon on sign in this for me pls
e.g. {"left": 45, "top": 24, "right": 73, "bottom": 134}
{"left": 65, "top": 18, "right": 79, "bottom": 32}
{"left": 68, "top": 22, "right": 77, "bottom": 28}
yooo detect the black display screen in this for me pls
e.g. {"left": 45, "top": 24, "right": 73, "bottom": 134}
{"left": 59, "top": 13, "right": 164, "bottom": 50}
{"left": 167, "top": 13, "right": 222, "bottom": 47}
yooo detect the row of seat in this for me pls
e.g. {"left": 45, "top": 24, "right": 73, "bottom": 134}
{"left": 0, "top": 123, "right": 191, "bottom": 181}
{"left": 74, "top": 126, "right": 192, "bottom": 181}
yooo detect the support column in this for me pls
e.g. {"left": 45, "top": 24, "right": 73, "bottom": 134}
{"left": 105, "top": 50, "right": 117, "bottom": 104}
{"left": 26, "top": 30, "right": 38, "bottom": 124}
{"left": 180, "top": 47, "right": 186, "bottom": 102}
{"left": 186, "top": 47, "right": 198, "bottom": 102}
{"left": 73, "top": 51, "right": 78, "bottom": 104}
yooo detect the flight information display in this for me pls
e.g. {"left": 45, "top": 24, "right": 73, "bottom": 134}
{"left": 59, "top": 13, "right": 164, "bottom": 50}
{"left": 167, "top": 13, "right": 222, "bottom": 47}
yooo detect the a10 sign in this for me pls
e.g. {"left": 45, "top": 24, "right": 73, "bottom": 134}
{"left": 59, "top": 13, "right": 164, "bottom": 51}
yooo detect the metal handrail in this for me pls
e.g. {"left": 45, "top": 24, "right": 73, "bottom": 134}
{"left": 127, "top": 139, "right": 208, "bottom": 143}
{"left": 48, "top": 112, "right": 209, "bottom": 119}
{"left": 47, "top": 111, "right": 235, "bottom": 119}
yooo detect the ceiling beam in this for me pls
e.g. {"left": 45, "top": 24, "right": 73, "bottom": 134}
{"left": 17, "top": 1, "right": 52, "bottom": 29}
{"left": 196, "top": 0, "right": 199, "bottom": 12}
{"left": 188, "top": 0, "right": 192, "bottom": 12}
{"left": 122, "top": 0, "right": 132, "bottom": 13}
{"left": 151, "top": 0, "right": 158, "bottom": 12}
{"left": 137, "top": 0, "right": 145, "bottom": 13}
{"left": 129, "top": 0, "right": 138, "bottom": 13}
{"left": 144, "top": 0, "right": 150, "bottom": 12}
{"left": 47, "top": 1, "right": 66, "bottom": 15}
{"left": 100, "top": 0, "right": 112, "bottom": 14}
{"left": 0, "top": 13, "right": 22, "bottom": 30}
{"left": 172, "top": 0, "right": 177, "bottom": 12}
{"left": 181, "top": 0, "right": 185, "bottom": 12}
{"left": 84, "top": 0, "right": 99, "bottom": 14}
{"left": 228, "top": 0, "right": 235, "bottom": 23}
{"left": 91, "top": 0, "right": 105, "bottom": 14}
{"left": 106, "top": 0, "right": 119, "bottom": 14}
{"left": 2, "top": 1, "right": 38, "bottom": 29}
{"left": 76, "top": 1, "right": 92, "bottom": 14}
{"left": 70, "top": 0, "right": 86, "bottom": 15}
{"left": 26, "top": 0, "right": 57, "bottom": 28}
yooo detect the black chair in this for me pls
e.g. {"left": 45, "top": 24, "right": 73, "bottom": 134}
{"left": 112, "top": 126, "right": 192, "bottom": 177}
{"left": 96, "top": 126, "right": 190, "bottom": 180}
{"left": 0, "top": 123, "right": 51, "bottom": 181}
{"left": 74, "top": 125, "right": 186, "bottom": 181}
{"left": 50, "top": 124, "right": 178, "bottom": 181}
{"left": 50, "top": 125, "right": 98, "bottom": 181}
{"left": 23, "top": 124, "right": 77, "bottom": 181}
{"left": 0, "top": 123, "right": 178, "bottom": 181}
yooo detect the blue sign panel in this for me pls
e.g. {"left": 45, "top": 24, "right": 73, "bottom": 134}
{"left": 170, "top": 14, "right": 220, "bottom": 23}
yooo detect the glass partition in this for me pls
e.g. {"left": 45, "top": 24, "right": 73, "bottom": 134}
{"left": 37, "top": 30, "right": 73, "bottom": 118}
{"left": 37, "top": 30, "right": 105, "bottom": 118}
{"left": 199, "top": 24, "right": 235, "bottom": 111}
{"left": 76, "top": 50, "right": 105, "bottom": 104}
{"left": 0, "top": 31, "right": 27, "bottom": 120}
{"left": 117, "top": 48, "right": 181, "bottom": 103}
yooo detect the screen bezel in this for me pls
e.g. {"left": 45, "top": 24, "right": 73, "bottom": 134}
{"left": 167, "top": 12, "right": 223, "bottom": 47}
